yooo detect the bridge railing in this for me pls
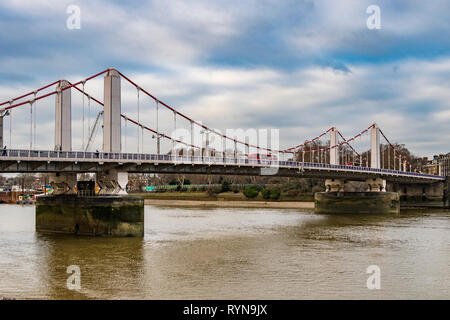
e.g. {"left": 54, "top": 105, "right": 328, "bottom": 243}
{"left": 0, "top": 149, "right": 444, "bottom": 180}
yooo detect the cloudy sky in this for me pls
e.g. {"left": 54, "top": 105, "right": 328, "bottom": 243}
{"left": 0, "top": 0, "right": 449, "bottom": 157}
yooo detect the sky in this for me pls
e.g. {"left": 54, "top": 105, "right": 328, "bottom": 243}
{"left": 0, "top": 0, "right": 449, "bottom": 158}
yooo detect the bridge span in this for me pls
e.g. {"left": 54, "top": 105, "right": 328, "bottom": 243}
{"left": 0, "top": 149, "right": 444, "bottom": 184}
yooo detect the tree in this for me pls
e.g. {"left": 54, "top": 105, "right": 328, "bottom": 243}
{"left": 261, "top": 188, "right": 271, "bottom": 199}
{"left": 220, "top": 180, "right": 231, "bottom": 193}
{"left": 269, "top": 188, "right": 281, "bottom": 200}
{"left": 243, "top": 186, "right": 259, "bottom": 199}
{"left": 262, "top": 187, "right": 281, "bottom": 200}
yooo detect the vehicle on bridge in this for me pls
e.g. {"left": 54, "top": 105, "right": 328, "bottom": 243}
{"left": 248, "top": 153, "right": 278, "bottom": 161}
{"left": 344, "top": 161, "right": 361, "bottom": 167}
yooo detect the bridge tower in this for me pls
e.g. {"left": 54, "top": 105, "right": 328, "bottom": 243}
{"left": 103, "top": 68, "right": 121, "bottom": 153}
{"left": 330, "top": 127, "right": 339, "bottom": 165}
{"left": 55, "top": 80, "right": 72, "bottom": 151}
{"left": 49, "top": 80, "right": 77, "bottom": 194}
{"left": 96, "top": 68, "right": 127, "bottom": 194}
{"left": 370, "top": 123, "right": 380, "bottom": 169}
{"left": 325, "top": 127, "right": 346, "bottom": 193}
{"left": 365, "top": 123, "right": 384, "bottom": 192}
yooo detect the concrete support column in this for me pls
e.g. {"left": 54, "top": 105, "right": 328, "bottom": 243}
{"left": 370, "top": 124, "right": 380, "bottom": 169}
{"left": 48, "top": 172, "right": 77, "bottom": 194}
{"left": 205, "top": 132, "right": 210, "bottom": 158}
{"left": 365, "top": 178, "right": 386, "bottom": 192}
{"left": 325, "top": 178, "right": 345, "bottom": 192}
{"left": 117, "top": 172, "right": 128, "bottom": 195}
{"left": 103, "top": 68, "right": 121, "bottom": 153}
{"left": 330, "top": 127, "right": 339, "bottom": 165}
{"left": 55, "top": 80, "right": 72, "bottom": 151}
{"left": 96, "top": 171, "right": 128, "bottom": 195}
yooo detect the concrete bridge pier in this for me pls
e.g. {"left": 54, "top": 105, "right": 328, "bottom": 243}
{"left": 35, "top": 69, "right": 143, "bottom": 237}
{"left": 316, "top": 176, "right": 399, "bottom": 214}
{"left": 36, "top": 171, "right": 142, "bottom": 237}
{"left": 35, "top": 193, "right": 144, "bottom": 237}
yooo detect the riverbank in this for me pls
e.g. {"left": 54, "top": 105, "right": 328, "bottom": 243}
{"left": 131, "top": 191, "right": 315, "bottom": 209}
{"left": 130, "top": 191, "right": 314, "bottom": 202}
{"left": 144, "top": 198, "right": 315, "bottom": 209}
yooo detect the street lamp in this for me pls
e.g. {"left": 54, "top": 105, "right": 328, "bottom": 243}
{"left": 152, "top": 134, "right": 160, "bottom": 155}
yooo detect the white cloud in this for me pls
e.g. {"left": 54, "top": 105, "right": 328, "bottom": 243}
{"left": 1, "top": 1, "right": 450, "bottom": 159}
{"left": 2, "top": 56, "right": 450, "bottom": 157}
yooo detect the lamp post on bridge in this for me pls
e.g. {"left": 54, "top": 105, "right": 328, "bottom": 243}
{"left": 200, "top": 129, "right": 210, "bottom": 160}
{"left": 152, "top": 133, "right": 160, "bottom": 155}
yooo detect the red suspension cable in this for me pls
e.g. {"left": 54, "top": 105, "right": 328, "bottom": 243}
{"left": 337, "top": 131, "right": 361, "bottom": 157}
{"left": 2, "top": 69, "right": 109, "bottom": 111}
{"left": 379, "top": 128, "right": 417, "bottom": 171}
{"left": 70, "top": 83, "right": 203, "bottom": 151}
{"left": 117, "top": 70, "right": 303, "bottom": 154}
{"left": 0, "top": 80, "right": 60, "bottom": 108}
{"left": 283, "top": 127, "right": 333, "bottom": 152}
{"left": 122, "top": 115, "right": 201, "bottom": 150}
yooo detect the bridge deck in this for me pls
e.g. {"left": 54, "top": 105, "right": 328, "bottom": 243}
{"left": 0, "top": 149, "right": 444, "bottom": 183}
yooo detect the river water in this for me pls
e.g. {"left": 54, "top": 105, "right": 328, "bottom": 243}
{"left": 0, "top": 204, "right": 449, "bottom": 299}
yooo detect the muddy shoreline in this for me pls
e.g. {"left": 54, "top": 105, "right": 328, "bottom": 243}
{"left": 144, "top": 199, "right": 315, "bottom": 209}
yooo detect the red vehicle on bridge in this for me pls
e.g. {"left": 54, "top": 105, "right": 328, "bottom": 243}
{"left": 344, "top": 161, "right": 361, "bottom": 166}
{"left": 248, "top": 153, "right": 278, "bottom": 161}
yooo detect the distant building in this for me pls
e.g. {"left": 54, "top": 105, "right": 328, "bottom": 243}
{"left": 439, "top": 153, "right": 450, "bottom": 177}
{"left": 5, "top": 177, "right": 17, "bottom": 186}
{"left": 423, "top": 155, "right": 440, "bottom": 175}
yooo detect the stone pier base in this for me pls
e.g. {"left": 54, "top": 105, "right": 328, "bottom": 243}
{"left": 36, "top": 195, "right": 144, "bottom": 237}
{"left": 314, "top": 192, "right": 400, "bottom": 214}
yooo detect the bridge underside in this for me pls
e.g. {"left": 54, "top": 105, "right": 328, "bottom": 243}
{"left": 0, "top": 159, "right": 440, "bottom": 184}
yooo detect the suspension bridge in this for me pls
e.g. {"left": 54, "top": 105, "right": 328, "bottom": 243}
{"left": 1, "top": 67, "right": 447, "bottom": 235}
{"left": 0, "top": 68, "right": 445, "bottom": 194}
